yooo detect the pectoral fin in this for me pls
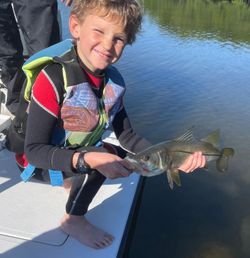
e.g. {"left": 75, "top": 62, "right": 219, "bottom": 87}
{"left": 166, "top": 170, "right": 174, "bottom": 190}
{"left": 170, "top": 168, "right": 182, "bottom": 187}
{"left": 166, "top": 169, "right": 182, "bottom": 189}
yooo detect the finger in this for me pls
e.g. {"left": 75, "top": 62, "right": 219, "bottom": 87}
{"left": 191, "top": 151, "right": 206, "bottom": 171}
{"left": 193, "top": 151, "right": 204, "bottom": 168}
{"left": 180, "top": 152, "right": 201, "bottom": 173}
{"left": 188, "top": 158, "right": 197, "bottom": 172}
{"left": 178, "top": 155, "right": 194, "bottom": 173}
{"left": 179, "top": 152, "right": 206, "bottom": 173}
{"left": 119, "top": 167, "right": 131, "bottom": 177}
{"left": 190, "top": 151, "right": 204, "bottom": 172}
{"left": 191, "top": 151, "right": 200, "bottom": 170}
{"left": 200, "top": 154, "right": 206, "bottom": 168}
{"left": 190, "top": 153, "right": 197, "bottom": 171}
{"left": 120, "top": 159, "right": 135, "bottom": 171}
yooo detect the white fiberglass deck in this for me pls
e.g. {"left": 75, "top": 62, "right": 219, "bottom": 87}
{"left": 0, "top": 115, "right": 11, "bottom": 133}
{"left": 0, "top": 148, "right": 140, "bottom": 258}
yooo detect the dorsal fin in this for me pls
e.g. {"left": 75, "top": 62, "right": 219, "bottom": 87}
{"left": 174, "top": 127, "right": 197, "bottom": 143}
{"left": 201, "top": 129, "right": 220, "bottom": 148}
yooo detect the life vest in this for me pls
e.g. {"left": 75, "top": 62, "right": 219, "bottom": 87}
{"left": 18, "top": 39, "right": 126, "bottom": 185}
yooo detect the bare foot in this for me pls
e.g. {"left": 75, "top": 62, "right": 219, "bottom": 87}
{"left": 60, "top": 214, "right": 114, "bottom": 249}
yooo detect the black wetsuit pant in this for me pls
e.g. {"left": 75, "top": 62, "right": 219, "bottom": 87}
{"left": 66, "top": 171, "right": 106, "bottom": 215}
{"left": 0, "top": 0, "right": 60, "bottom": 115}
{"left": 23, "top": 145, "right": 126, "bottom": 216}
{"left": 68, "top": 145, "right": 126, "bottom": 216}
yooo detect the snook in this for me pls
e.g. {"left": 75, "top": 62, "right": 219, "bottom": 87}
{"left": 125, "top": 128, "right": 234, "bottom": 189}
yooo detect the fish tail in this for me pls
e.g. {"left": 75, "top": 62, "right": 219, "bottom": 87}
{"left": 216, "top": 148, "right": 235, "bottom": 172}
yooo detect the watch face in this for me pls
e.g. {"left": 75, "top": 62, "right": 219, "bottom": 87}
{"left": 76, "top": 152, "right": 89, "bottom": 174}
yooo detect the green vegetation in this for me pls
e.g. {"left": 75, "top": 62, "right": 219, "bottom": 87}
{"left": 144, "top": 0, "right": 250, "bottom": 44}
{"left": 210, "top": 0, "right": 250, "bottom": 4}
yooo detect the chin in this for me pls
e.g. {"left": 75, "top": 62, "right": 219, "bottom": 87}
{"left": 94, "top": 58, "right": 115, "bottom": 70}
{"left": 95, "top": 63, "right": 110, "bottom": 71}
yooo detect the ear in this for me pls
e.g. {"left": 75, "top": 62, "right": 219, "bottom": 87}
{"left": 69, "top": 15, "right": 81, "bottom": 39}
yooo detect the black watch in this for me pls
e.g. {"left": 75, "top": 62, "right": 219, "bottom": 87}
{"left": 75, "top": 151, "right": 91, "bottom": 174}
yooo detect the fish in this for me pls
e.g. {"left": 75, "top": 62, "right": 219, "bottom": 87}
{"left": 125, "top": 128, "right": 235, "bottom": 189}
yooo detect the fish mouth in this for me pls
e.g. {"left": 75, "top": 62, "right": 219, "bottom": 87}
{"left": 125, "top": 157, "right": 146, "bottom": 172}
{"left": 125, "top": 157, "right": 148, "bottom": 172}
{"left": 125, "top": 157, "right": 164, "bottom": 176}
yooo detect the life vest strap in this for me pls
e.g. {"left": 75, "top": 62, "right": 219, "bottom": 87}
{"left": 20, "top": 164, "right": 36, "bottom": 182}
{"left": 20, "top": 164, "right": 64, "bottom": 186}
{"left": 48, "top": 170, "right": 64, "bottom": 186}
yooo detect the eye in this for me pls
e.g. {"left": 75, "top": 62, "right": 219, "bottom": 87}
{"left": 115, "top": 37, "right": 124, "bottom": 42}
{"left": 142, "top": 155, "right": 150, "bottom": 162}
{"left": 114, "top": 35, "right": 127, "bottom": 44}
{"left": 93, "top": 29, "right": 103, "bottom": 34}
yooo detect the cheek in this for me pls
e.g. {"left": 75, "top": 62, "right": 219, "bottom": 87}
{"left": 91, "top": 33, "right": 102, "bottom": 43}
{"left": 80, "top": 33, "right": 97, "bottom": 48}
{"left": 114, "top": 44, "right": 125, "bottom": 57}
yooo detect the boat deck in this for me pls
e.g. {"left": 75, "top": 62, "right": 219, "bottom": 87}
{"left": 0, "top": 111, "right": 140, "bottom": 258}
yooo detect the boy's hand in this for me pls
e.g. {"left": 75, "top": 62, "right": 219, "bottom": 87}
{"left": 84, "top": 152, "right": 134, "bottom": 179}
{"left": 178, "top": 151, "right": 206, "bottom": 173}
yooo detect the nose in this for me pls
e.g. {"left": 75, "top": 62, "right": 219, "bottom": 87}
{"left": 103, "top": 37, "right": 113, "bottom": 51}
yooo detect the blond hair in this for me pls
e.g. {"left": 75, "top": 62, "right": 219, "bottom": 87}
{"left": 71, "top": 0, "right": 143, "bottom": 44}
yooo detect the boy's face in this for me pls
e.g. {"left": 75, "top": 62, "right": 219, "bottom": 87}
{"left": 69, "top": 13, "right": 127, "bottom": 72}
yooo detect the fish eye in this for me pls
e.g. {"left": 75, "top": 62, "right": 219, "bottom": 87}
{"left": 142, "top": 155, "right": 150, "bottom": 161}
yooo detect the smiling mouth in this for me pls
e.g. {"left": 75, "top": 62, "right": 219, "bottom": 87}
{"left": 94, "top": 49, "right": 112, "bottom": 60}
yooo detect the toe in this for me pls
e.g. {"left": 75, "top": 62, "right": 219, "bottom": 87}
{"left": 104, "top": 232, "right": 114, "bottom": 240}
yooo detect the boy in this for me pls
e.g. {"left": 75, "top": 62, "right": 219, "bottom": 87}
{"left": 24, "top": 0, "right": 205, "bottom": 249}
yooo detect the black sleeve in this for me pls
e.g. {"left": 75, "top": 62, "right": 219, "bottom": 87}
{"left": 24, "top": 64, "right": 76, "bottom": 173}
{"left": 25, "top": 100, "right": 76, "bottom": 173}
{"left": 112, "top": 107, "right": 151, "bottom": 154}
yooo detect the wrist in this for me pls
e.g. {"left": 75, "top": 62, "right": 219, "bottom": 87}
{"left": 72, "top": 152, "right": 80, "bottom": 169}
{"left": 75, "top": 151, "right": 91, "bottom": 174}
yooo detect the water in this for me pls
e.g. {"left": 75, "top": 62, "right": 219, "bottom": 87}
{"left": 59, "top": 1, "right": 250, "bottom": 257}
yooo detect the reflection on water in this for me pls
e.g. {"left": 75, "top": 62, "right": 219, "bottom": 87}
{"left": 59, "top": 1, "right": 250, "bottom": 257}
{"left": 116, "top": 1, "right": 250, "bottom": 258}
{"left": 144, "top": 0, "right": 250, "bottom": 47}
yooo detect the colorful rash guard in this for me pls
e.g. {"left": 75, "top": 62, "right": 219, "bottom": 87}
{"left": 24, "top": 50, "right": 150, "bottom": 175}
